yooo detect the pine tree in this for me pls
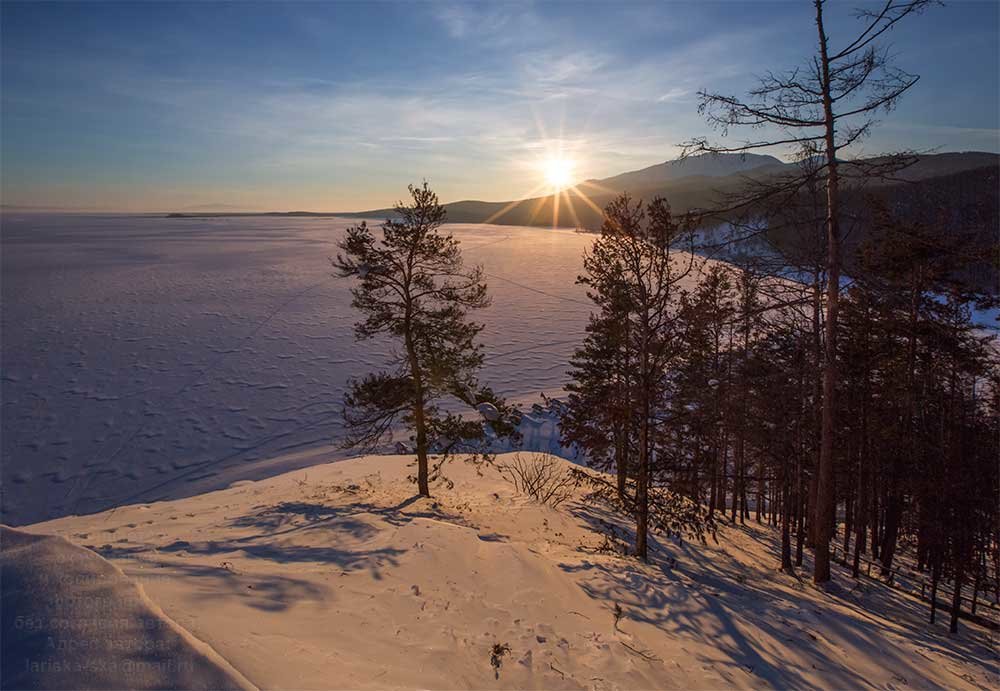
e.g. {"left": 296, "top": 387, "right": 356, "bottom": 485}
{"left": 562, "top": 278, "right": 634, "bottom": 500}
{"left": 334, "top": 183, "right": 513, "bottom": 496}
{"left": 685, "top": 0, "right": 937, "bottom": 584}
{"left": 566, "top": 193, "right": 705, "bottom": 560}
{"left": 672, "top": 264, "right": 735, "bottom": 517}
{"left": 831, "top": 197, "right": 999, "bottom": 630}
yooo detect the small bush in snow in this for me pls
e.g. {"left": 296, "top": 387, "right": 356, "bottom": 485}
{"left": 495, "top": 453, "right": 577, "bottom": 507}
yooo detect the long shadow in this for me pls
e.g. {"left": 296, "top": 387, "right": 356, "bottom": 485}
{"left": 557, "top": 508, "right": 998, "bottom": 689}
{"left": 687, "top": 523, "right": 998, "bottom": 687}
{"left": 92, "top": 494, "right": 468, "bottom": 591}
{"left": 227, "top": 494, "right": 465, "bottom": 535}
{"left": 566, "top": 500, "right": 671, "bottom": 555}
{"left": 135, "top": 559, "right": 333, "bottom": 613}
{"left": 158, "top": 539, "right": 404, "bottom": 580}
{"left": 79, "top": 498, "right": 423, "bottom": 614}
{"left": 227, "top": 500, "right": 382, "bottom": 541}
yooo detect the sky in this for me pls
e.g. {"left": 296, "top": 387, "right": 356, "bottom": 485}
{"left": 2, "top": 1, "right": 998, "bottom": 212}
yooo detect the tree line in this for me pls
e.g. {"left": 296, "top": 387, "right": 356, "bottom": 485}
{"left": 333, "top": 0, "right": 997, "bottom": 634}
{"left": 561, "top": 189, "right": 998, "bottom": 635}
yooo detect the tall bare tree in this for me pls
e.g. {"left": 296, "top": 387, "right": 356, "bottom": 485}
{"left": 684, "top": 0, "right": 936, "bottom": 583}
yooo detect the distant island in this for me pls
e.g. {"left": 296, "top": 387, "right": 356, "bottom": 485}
{"left": 167, "top": 210, "right": 358, "bottom": 218}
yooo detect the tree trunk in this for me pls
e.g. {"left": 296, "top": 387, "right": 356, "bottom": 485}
{"left": 635, "top": 326, "right": 651, "bottom": 561}
{"left": 781, "top": 453, "right": 793, "bottom": 572}
{"left": 616, "top": 429, "right": 628, "bottom": 500}
{"left": 813, "top": 0, "right": 841, "bottom": 585}
{"left": 731, "top": 444, "right": 740, "bottom": 524}
{"left": 808, "top": 273, "right": 822, "bottom": 550}
{"left": 993, "top": 541, "right": 1000, "bottom": 605}
{"left": 755, "top": 458, "right": 764, "bottom": 523}
{"left": 883, "top": 276, "right": 921, "bottom": 576}
{"left": 880, "top": 500, "right": 902, "bottom": 577}
{"left": 795, "top": 467, "right": 806, "bottom": 566}
{"left": 852, "top": 407, "right": 869, "bottom": 578}
{"left": 720, "top": 433, "right": 729, "bottom": 516}
{"left": 971, "top": 556, "right": 981, "bottom": 616}
{"left": 618, "top": 320, "right": 633, "bottom": 503}
{"left": 735, "top": 303, "right": 751, "bottom": 526}
{"left": 636, "top": 406, "right": 650, "bottom": 560}
{"left": 843, "top": 451, "right": 853, "bottom": 557}
{"left": 930, "top": 549, "right": 941, "bottom": 624}
{"left": 950, "top": 558, "right": 965, "bottom": 634}
{"left": 871, "top": 477, "right": 880, "bottom": 560}
{"left": 708, "top": 445, "right": 719, "bottom": 518}
{"left": 404, "top": 308, "right": 430, "bottom": 497}
{"left": 795, "top": 353, "right": 806, "bottom": 567}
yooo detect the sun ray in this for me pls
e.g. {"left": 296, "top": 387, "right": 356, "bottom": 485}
{"left": 561, "top": 188, "right": 582, "bottom": 229}
{"left": 541, "top": 156, "right": 575, "bottom": 191}
{"left": 527, "top": 194, "right": 549, "bottom": 226}
{"left": 568, "top": 184, "right": 607, "bottom": 219}
{"left": 552, "top": 186, "right": 560, "bottom": 229}
{"left": 485, "top": 109, "right": 604, "bottom": 229}
{"left": 483, "top": 181, "right": 551, "bottom": 225}
{"left": 573, "top": 179, "right": 618, "bottom": 197}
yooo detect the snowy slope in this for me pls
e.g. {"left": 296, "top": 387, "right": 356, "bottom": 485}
{"left": 28, "top": 453, "right": 999, "bottom": 691}
{"left": 0, "top": 525, "right": 254, "bottom": 690}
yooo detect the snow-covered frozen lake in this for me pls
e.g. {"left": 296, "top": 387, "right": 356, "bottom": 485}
{"left": 1, "top": 214, "right": 595, "bottom": 524}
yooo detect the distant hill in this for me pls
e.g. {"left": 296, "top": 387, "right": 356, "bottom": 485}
{"left": 165, "top": 152, "right": 1000, "bottom": 232}
{"left": 331, "top": 151, "right": 1000, "bottom": 231}
{"left": 331, "top": 153, "right": 791, "bottom": 227}
{"left": 179, "top": 203, "right": 255, "bottom": 212}
{"left": 591, "top": 153, "right": 786, "bottom": 192}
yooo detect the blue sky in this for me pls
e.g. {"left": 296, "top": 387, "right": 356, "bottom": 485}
{"left": 2, "top": 1, "right": 997, "bottom": 211}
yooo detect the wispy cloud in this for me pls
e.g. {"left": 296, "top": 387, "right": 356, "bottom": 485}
{"left": 431, "top": 1, "right": 539, "bottom": 45}
{"left": 656, "top": 88, "right": 691, "bottom": 103}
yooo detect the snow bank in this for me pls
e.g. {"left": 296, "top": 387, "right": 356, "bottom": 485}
{"left": 1, "top": 525, "right": 254, "bottom": 690}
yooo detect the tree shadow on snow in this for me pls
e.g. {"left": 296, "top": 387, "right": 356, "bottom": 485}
{"left": 141, "top": 560, "right": 332, "bottom": 613}
{"left": 558, "top": 508, "right": 997, "bottom": 689}
{"left": 88, "top": 494, "right": 469, "bottom": 602}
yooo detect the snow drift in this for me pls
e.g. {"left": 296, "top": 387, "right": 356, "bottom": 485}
{"left": 0, "top": 525, "right": 253, "bottom": 690}
{"left": 25, "top": 452, "right": 998, "bottom": 690}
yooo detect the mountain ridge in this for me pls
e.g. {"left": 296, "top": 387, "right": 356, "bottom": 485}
{"left": 588, "top": 152, "right": 786, "bottom": 192}
{"left": 164, "top": 151, "right": 999, "bottom": 228}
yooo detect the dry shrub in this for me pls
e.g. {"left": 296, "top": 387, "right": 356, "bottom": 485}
{"left": 496, "top": 452, "right": 577, "bottom": 507}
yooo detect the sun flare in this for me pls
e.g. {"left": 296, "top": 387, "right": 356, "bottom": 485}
{"left": 542, "top": 157, "right": 575, "bottom": 190}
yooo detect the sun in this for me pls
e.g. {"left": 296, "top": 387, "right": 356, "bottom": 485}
{"left": 484, "top": 137, "right": 607, "bottom": 228}
{"left": 542, "top": 157, "right": 575, "bottom": 190}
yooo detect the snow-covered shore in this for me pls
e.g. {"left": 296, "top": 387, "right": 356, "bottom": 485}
{"left": 21, "top": 452, "right": 998, "bottom": 690}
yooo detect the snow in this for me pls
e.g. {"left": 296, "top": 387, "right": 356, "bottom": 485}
{"left": 0, "top": 525, "right": 253, "bottom": 690}
{"left": 24, "top": 452, "right": 999, "bottom": 690}
{"left": 1, "top": 215, "right": 599, "bottom": 525}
